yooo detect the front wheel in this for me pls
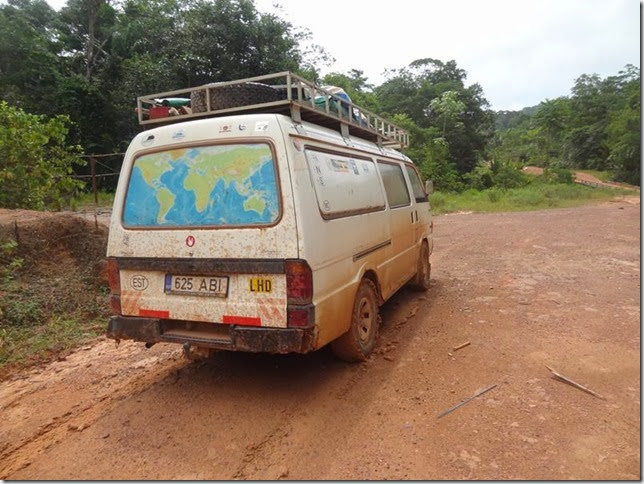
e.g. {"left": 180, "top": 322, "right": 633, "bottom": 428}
{"left": 330, "top": 278, "right": 381, "bottom": 362}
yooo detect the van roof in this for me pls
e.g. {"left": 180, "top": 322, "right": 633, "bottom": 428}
{"left": 136, "top": 72, "right": 409, "bottom": 150}
{"left": 131, "top": 113, "right": 412, "bottom": 164}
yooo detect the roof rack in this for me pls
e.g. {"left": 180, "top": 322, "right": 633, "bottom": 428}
{"left": 136, "top": 71, "right": 409, "bottom": 149}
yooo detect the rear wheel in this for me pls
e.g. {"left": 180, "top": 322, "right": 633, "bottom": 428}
{"left": 410, "top": 242, "right": 431, "bottom": 291}
{"left": 331, "top": 278, "right": 381, "bottom": 362}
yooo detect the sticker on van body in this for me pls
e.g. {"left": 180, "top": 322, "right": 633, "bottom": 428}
{"left": 330, "top": 158, "right": 349, "bottom": 173}
{"left": 255, "top": 121, "right": 269, "bottom": 132}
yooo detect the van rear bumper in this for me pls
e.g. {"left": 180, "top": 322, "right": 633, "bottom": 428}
{"left": 107, "top": 316, "right": 315, "bottom": 354}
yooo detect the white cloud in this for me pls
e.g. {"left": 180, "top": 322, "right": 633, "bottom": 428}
{"left": 256, "top": 0, "right": 639, "bottom": 110}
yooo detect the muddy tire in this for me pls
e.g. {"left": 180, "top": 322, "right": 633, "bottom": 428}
{"left": 410, "top": 242, "right": 431, "bottom": 291}
{"left": 330, "top": 278, "right": 381, "bottom": 362}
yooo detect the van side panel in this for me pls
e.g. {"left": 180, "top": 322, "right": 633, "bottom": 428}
{"left": 282, "top": 131, "right": 391, "bottom": 347}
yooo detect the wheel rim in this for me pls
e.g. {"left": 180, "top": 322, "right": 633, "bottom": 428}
{"left": 357, "top": 297, "right": 373, "bottom": 344}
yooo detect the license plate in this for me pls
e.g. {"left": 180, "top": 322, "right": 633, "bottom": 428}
{"left": 164, "top": 274, "right": 229, "bottom": 297}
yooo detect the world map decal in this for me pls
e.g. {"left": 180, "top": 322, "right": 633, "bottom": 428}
{"left": 123, "top": 144, "right": 279, "bottom": 227}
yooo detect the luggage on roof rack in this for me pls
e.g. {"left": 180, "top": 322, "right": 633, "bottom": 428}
{"left": 136, "top": 71, "right": 409, "bottom": 149}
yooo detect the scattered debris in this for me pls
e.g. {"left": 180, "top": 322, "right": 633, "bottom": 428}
{"left": 383, "top": 355, "right": 395, "bottom": 362}
{"left": 546, "top": 365, "right": 605, "bottom": 399}
{"left": 453, "top": 341, "right": 471, "bottom": 352}
{"left": 437, "top": 384, "right": 497, "bottom": 418}
{"left": 447, "top": 352, "right": 453, "bottom": 357}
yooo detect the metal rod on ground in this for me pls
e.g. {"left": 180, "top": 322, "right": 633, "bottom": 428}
{"left": 453, "top": 341, "right": 471, "bottom": 351}
{"left": 90, "top": 157, "right": 98, "bottom": 230}
{"left": 546, "top": 365, "right": 605, "bottom": 399}
{"left": 437, "top": 384, "right": 497, "bottom": 418}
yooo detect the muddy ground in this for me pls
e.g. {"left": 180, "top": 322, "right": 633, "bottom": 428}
{"left": 0, "top": 198, "right": 640, "bottom": 480}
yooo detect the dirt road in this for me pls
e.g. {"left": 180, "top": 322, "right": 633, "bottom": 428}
{"left": 0, "top": 199, "right": 639, "bottom": 480}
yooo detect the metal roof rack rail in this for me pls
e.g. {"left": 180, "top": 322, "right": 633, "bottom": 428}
{"left": 136, "top": 71, "right": 409, "bottom": 149}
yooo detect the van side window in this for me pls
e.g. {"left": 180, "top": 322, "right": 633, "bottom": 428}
{"left": 304, "top": 149, "right": 386, "bottom": 219}
{"left": 377, "top": 161, "right": 411, "bottom": 208}
{"left": 404, "top": 165, "right": 428, "bottom": 203}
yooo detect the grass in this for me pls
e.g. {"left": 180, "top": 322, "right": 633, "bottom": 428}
{"left": 575, "top": 169, "right": 615, "bottom": 182}
{"left": 430, "top": 183, "right": 635, "bottom": 215}
{"left": 70, "top": 190, "right": 115, "bottom": 211}
{"left": 0, "top": 217, "right": 109, "bottom": 378}
{"left": 0, "top": 314, "right": 105, "bottom": 369}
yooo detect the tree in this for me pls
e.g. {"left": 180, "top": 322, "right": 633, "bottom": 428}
{"left": 429, "top": 90, "right": 465, "bottom": 137}
{"left": 606, "top": 66, "right": 640, "bottom": 184}
{"left": 321, "top": 69, "right": 380, "bottom": 112}
{"left": 0, "top": 102, "right": 84, "bottom": 209}
{"left": 56, "top": 0, "right": 117, "bottom": 84}
{"left": 376, "top": 58, "right": 494, "bottom": 176}
{"left": 0, "top": 0, "right": 61, "bottom": 113}
{"left": 493, "top": 65, "right": 640, "bottom": 185}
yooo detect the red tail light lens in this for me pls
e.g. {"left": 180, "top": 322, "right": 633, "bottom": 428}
{"left": 107, "top": 257, "right": 121, "bottom": 294}
{"left": 285, "top": 260, "right": 312, "bottom": 305}
{"left": 287, "top": 307, "right": 314, "bottom": 328}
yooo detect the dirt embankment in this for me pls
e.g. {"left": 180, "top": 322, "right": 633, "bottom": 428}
{"left": 0, "top": 210, "right": 110, "bottom": 376}
{"left": 0, "top": 199, "right": 640, "bottom": 480}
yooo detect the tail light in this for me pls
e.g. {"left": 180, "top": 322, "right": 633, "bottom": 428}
{"left": 285, "top": 260, "right": 314, "bottom": 328}
{"left": 285, "top": 259, "right": 312, "bottom": 305}
{"left": 107, "top": 257, "right": 121, "bottom": 315}
{"left": 287, "top": 307, "right": 314, "bottom": 328}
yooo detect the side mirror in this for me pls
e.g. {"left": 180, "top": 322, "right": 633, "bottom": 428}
{"left": 425, "top": 180, "right": 434, "bottom": 195}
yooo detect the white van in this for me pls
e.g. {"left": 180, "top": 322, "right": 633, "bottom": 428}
{"left": 106, "top": 73, "right": 433, "bottom": 361}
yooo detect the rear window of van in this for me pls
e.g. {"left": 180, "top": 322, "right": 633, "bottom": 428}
{"left": 122, "top": 143, "right": 280, "bottom": 227}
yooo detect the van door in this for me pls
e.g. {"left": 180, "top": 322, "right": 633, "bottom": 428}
{"left": 377, "top": 160, "right": 416, "bottom": 296}
{"left": 404, "top": 163, "right": 430, "bottom": 247}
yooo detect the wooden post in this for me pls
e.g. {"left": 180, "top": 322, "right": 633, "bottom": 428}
{"left": 90, "top": 157, "right": 98, "bottom": 230}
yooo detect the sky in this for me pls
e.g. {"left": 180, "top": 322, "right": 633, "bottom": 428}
{"left": 40, "top": 0, "right": 640, "bottom": 111}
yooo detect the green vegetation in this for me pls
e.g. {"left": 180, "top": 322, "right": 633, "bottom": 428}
{"left": 70, "top": 190, "right": 115, "bottom": 211}
{"left": 494, "top": 66, "right": 640, "bottom": 185}
{"left": 0, "top": 102, "right": 85, "bottom": 210}
{"left": 0, "top": 218, "right": 109, "bottom": 375}
{"left": 430, "top": 183, "right": 634, "bottom": 215}
{"left": 0, "top": 314, "right": 104, "bottom": 369}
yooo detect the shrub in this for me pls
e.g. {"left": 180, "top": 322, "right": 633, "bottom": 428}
{"left": 543, "top": 167, "right": 574, "bottom": 184}
{"left": 487, "top": 187, "right": 502, "bottom": 202}
{"left": 466, "top": 160, "right": 530, "bottom": 190}
{"left": 0, "top": 102, "right": 85, "bottom": 210}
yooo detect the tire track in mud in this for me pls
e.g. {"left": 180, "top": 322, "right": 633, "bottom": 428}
{"left": 229, "top": 289, "right": 437, "bottom": 480}
{"left": 0, "top": 342, "right": 187, "bottom": 478}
